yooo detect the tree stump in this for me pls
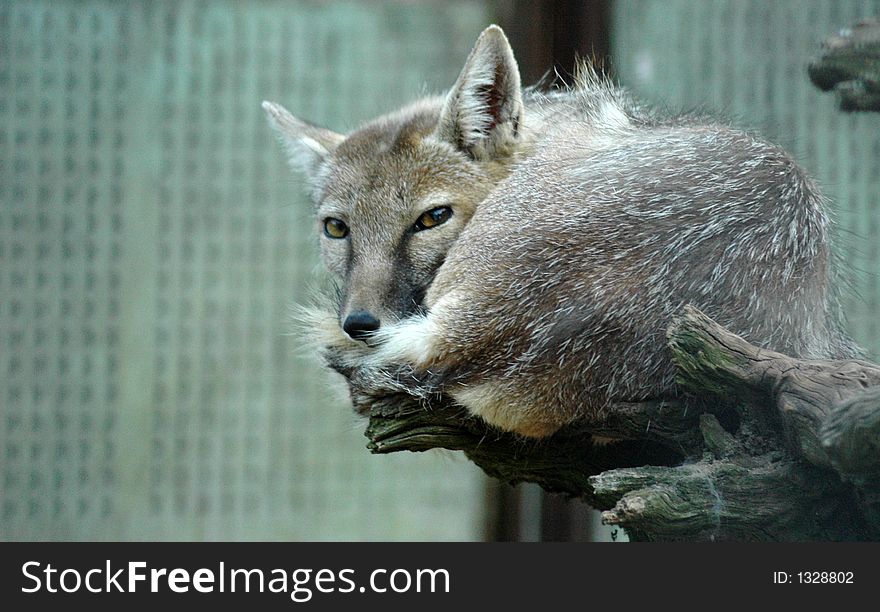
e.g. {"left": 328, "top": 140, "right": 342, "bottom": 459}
{"left": 360, "top": 306, "right": 880, "bottom": 541}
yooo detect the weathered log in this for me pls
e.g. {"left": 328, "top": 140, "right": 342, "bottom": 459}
{"left": 808, "top": 17, "right": 880, "bottom": 111}
{"left": 592, "top": 415, "right": 868, "bottom": 541}
{"left": 364, "top": 393, "right": 686, "bottom": 501}
{"left": 668, "top": 306, "right": 880, "bottom": 475}
{"left": 355, "top": 306, "right": 880, "bottom": 540}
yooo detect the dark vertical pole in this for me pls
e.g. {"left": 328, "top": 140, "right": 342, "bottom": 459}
{"left": 483, "top": 479, "right": 522, "bottom": 541}
{"left": 541, "top": 490, "right": 597, "bottom": 542}
{"left": 499, "top": 0, "right": 610, "bottom": 85}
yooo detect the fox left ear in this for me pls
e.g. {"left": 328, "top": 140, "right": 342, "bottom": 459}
{"left": 436, "top": 25, "right": 524, "bottom": 160}
{"left": 262, "top": 100, "right": 344, "bottom": 183}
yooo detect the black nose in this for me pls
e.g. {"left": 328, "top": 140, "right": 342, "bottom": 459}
{"left": 343, "top": 311, "right": 381, "bottom": 341}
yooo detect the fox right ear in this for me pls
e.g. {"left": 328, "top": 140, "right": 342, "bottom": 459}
{"left": 262, "top": 101, "right": 343, "bottom": 178}
{"left": 436, "top": 25, "right": 523, "bottom": 160}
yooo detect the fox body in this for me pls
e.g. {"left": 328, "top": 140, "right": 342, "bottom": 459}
{"left": 265, "top": 26, "right": 855, "bottom": 438}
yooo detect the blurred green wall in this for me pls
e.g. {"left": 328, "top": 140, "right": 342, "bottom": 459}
{"left": 612, "top": 0, "right": 880, "bottom": 358}
{"left": 0, "top": 0, "right": 491, "bottom": 541}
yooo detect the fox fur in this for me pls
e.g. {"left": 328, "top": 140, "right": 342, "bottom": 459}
{"left": 264, "top": 25, "right": 857, "bottom": 438}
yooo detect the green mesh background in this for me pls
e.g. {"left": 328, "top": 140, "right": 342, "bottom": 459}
{"left": 0, "top": 0, "right": 490, "bottom": 541}
{"left": 612, "top": 0, "right": 880, "bottom": 358}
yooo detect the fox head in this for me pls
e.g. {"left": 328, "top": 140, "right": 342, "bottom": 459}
{"left": 264, "top": 25, "right": 525, "bottom": 341}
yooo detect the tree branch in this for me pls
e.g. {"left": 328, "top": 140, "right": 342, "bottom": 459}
{"left": 365, "top": 393, "right": 686, "bottom": 501}
{"left": 808, "top": 17, "right": 880, "bottom": 111}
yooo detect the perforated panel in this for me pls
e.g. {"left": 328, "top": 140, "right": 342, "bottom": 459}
{"left": 1, "top": 0, "right": 490, "bottom": 541}
{"left": 0, "top": 3, "right": 127, "bottom": 536}
{"left": 612, "top": 0, "right": 880, "bottom": 358}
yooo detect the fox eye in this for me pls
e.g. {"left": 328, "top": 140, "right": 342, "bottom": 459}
{"left": 414, "top": 206, "right": 453, "bottom": 231}
{"left": 323, "top": 217, "right": 349, "bottom": 239}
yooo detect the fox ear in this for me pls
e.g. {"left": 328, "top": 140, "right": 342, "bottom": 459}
{"left": 436, "top": 25, "right": 523, "bottom": 160}
{"left": 262, "top": 101, "right": 343, "bottom": 178}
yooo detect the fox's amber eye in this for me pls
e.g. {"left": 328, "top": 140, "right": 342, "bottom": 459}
{"left": 414, "top": 206, "right": 453, "bottom": 231}
{"left": 323, "top": 217, "right": 349, "bottom": 239}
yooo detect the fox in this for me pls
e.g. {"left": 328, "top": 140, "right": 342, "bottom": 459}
{"left": 263, "top": 25, "right": 857, "bottom": 439}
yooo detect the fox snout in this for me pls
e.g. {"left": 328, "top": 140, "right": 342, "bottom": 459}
{"left": 339, "top": 262, "right": 431, "bottom": 342}
{"left": 342, "top": 310, "right": 381, "bottom": 341}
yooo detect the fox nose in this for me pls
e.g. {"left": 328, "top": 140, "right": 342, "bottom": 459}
{"left": 343, "top": 311, "right": 381, "bottom": 341}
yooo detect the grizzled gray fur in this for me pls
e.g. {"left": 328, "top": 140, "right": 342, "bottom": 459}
{"left": 264, "top": 25, "right": 857, "bottom": 438}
